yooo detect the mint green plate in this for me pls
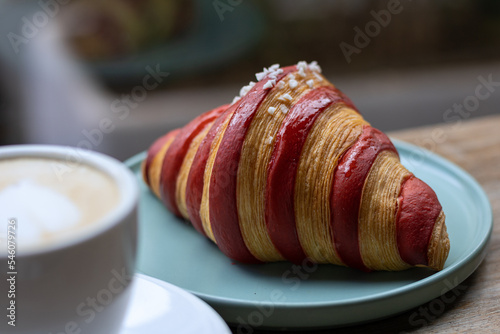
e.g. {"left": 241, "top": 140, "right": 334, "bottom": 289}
{"left": 125, "top": 139, "right": 492, "bottom": 330}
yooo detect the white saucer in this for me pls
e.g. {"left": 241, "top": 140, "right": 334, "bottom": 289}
{"left": 120, "top": 274, "right": 231, "bottom": 334}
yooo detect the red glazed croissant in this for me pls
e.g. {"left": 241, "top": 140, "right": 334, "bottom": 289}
{"left": 142, "top": 62, "right": 450, "bottom": 271}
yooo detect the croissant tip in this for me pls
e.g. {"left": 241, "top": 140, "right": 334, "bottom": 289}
{"left": 427, "top": 211, "right": 450, "bottom": 271}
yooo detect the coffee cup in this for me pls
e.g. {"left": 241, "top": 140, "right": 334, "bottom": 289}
{"left": 0, "top": 145, "right": 138, "bottom": 334}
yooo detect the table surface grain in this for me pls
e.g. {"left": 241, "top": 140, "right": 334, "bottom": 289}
{"left": 230, "top": 114, "right": 500, "bottom": 334}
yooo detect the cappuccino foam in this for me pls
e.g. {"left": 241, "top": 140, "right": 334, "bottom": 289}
{"left": 0, "top": 158, "right": 120, "bottom": 251}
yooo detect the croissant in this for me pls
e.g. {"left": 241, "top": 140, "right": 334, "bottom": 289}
{"left": 142, "top": 62, "right": 450, "bottom": 272}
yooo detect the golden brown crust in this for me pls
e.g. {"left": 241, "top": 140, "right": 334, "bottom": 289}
{"left": 358, "top": 151, "right": 412, "bottom": 271}
{"left": 426, "top": 211, "right": 449, "bottom": 271}
{"left": 237, "top": 71, "right": 329, "bottom": 262}
{"left": 176, "top": 125, "right": 212, "bottom": 220}
{"left": 199, "top": 112, "right": 234, "bottom": 243}
{"left": 295, "top": 106, "right": 367, "bottom": 264}
{"left": 143, "top": 135, "right": 176, "bottom": 199}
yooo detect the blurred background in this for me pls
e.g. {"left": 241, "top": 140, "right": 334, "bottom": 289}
{"left": 0, "top": 0, "right": 499, "bottom": 160}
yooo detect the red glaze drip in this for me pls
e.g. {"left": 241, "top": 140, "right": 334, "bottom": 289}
{"left": 185, "top": 107, "right": 233, "bottom": 237}
{"left": 143, "top": 130, "right": 179, "bottom": 187}
{"left": 266, "top": 86, "right": 351, "bottom": 263}
{"left": 331, "top": 125, "right": 397, "bottom": 271}
{"left": 160, "top": 105, "right": 227, "bottom": 218}
{"left": 396, "top": 176, "right": 442, "bottom": 266}
{"left": 209, "top": 66, "right": 297, "bottom": 263}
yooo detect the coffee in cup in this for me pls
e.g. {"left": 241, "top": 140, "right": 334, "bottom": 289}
{"left": 0, "top": 157, "right": 120, "bottom": 251}
{"left": 0, "top": 145, "right": 138, "bottom": 334}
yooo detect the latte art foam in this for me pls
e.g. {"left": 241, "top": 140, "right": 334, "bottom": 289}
{"left": 0, "top": 179, "right": 82, "bottom": 245}
{"left": 0, "top": 158, "right": 120, "bottom": 251}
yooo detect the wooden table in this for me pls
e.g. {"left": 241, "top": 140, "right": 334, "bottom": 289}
{"left": 230, "top": 114, "right": 500, "bottom": 334}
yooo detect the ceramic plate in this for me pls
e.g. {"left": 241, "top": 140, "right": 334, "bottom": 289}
{"left": 120, "top": 274, "right": 231, "bottom": 334}
{"left": 125, "top": 139, "right": 492, "bottom": 330}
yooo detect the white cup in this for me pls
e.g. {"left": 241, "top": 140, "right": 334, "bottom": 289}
{"left": 0, "top": 145, "right": 138, "bottom": 334}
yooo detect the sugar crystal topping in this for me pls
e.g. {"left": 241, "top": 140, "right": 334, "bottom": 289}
{"left": 263, "top": 80, "right": 276, "bottom": 90}
{"left": 239, "top": 86, "right": 251, "bottom": 97}
{"left": 233, "top": 61, "right": 323, "bottom": 105}
{"left": 278, "top": 93, "right": 293, "bottom": 102}
{"left": 255, "top": 72, "right": 266, "bottom": 81}
{"left": 308, "top": 61, "right": 322, "bottom": 73}
{"left": 255, "top": 64, "right": 284, "bottom": 83}
{"left": 269, "top": 64, "right": 280, "bottom": 71}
